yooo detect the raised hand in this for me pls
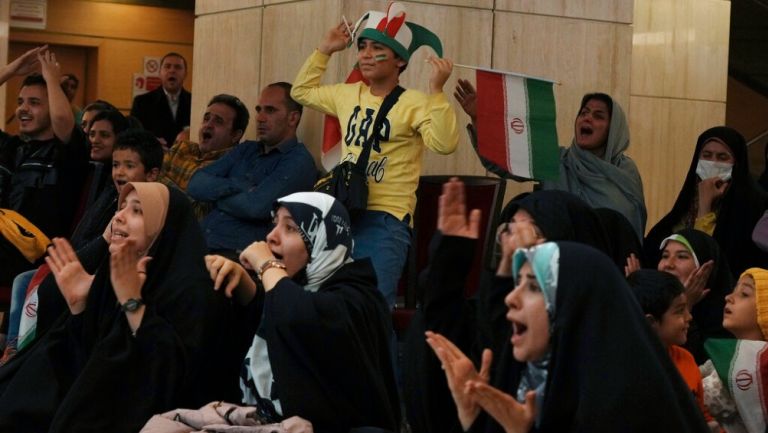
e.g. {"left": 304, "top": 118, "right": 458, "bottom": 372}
{"left": 624, "top": 253, "right": 641, "bottom": 277}
{"left": 46, "top": 237, "right": 94, "bottom": 315}
{"left": 205, "top": 254, "right": 257, "bottom": 304}
{"left": 37, "top": 48, "right": 62, "bottom": 84}
{"left": 438, "top": 177, "right": 481, "bottom": 239}
{"left": 466, "top": 382, "right": 536, "bottom": 433}
{"left": 4, "top": 45, "right": 45, "bottom": 77}
{"left": 318, "top": 22, "right": 352, "bottom": 55}
{"left": 684, "top": 259, "right": 714, "bottom": 306}
{"left": 427, "top": 56, "right": 454, "bottom": 94}
{"left": 697, "top": 177, "right": 729, "bottom": 217}
{"left": 426, "top": 331, "right": 492, "bottom": 431}
{"left": 239, "top": 241, "right": 274, "bottom": 272}
{"left": 110, "top": 240, "right": 150, "bottom": 305}
{"left": 454, "top": 78, "right": 477, "bottom": 121}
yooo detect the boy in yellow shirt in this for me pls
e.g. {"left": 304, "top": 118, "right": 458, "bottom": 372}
{"left": 291, "top": 2, "right": 459, "bottom": 306}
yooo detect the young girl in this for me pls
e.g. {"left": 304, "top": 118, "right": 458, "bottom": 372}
{"left": 0, "top": 183, "right": 228, "bottom": 432}
{"left": 701, "top": 267, "right": 768, "bottom": 433}
{"left": 427, "top": 242, "right": 708, "bottom": 432}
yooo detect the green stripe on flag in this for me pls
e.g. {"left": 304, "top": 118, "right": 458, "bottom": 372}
{"left": 705, "top": 338, "right": 739, "bottom": 386}
{"left": 525, "top": 79, "right": 559, "bottom": 180}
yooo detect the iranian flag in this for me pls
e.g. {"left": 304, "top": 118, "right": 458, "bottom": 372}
{"left": 706, "top": 338, "right": 768, "bottom": 432}
{"left": 475, "top": 69, "right": 559, "bottom": 181}
{"left": 321, "top": 65, "right": 369, "bottom": 171}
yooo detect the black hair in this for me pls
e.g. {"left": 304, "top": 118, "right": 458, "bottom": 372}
{"left": 89, "top": 110, "right": 129, "bottom": 136}
{"left": 114, "top": 129, "right": 164, "bottom": 171}
{"left": 267, "top": 82, "right": 303, "bottom": 117}
{"left": 83, "top": 100, "right": 117, "bottom": 114}
{"left": 579, "top": 93, "right": 614, "bottom": 117}
{"left": 627, "top": 269, "right": 685, "bottom": 322}
{"left": 62, "top": 73, "right": 79, "bottom": 86}
{"left": 207, "top": 93, "right": 250, "bottom": 133}
{"left": 21, "top": 74, "right": 46, "bottom": 89}
{"left": 161, "top": 52, "right": 187, "bottom": 70}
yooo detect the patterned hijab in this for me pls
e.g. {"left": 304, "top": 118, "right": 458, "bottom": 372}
{"left": 274, "top": 192, "right": 354, "bottom": 292}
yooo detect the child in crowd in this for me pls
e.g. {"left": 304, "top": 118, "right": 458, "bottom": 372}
{"left": 290, "top": 1, "right": 458, "bottom": 307}
{"left": 701, "top": 268, "right": 768, "bottom": 433}
{"left": 0, "top": 129, "right": 163, "bottom": 364}
{"left": 627, "top": 269, "right": 719, "bottom": 430}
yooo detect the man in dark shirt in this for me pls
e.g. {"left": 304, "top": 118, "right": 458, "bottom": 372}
{"left": 0, "top": 46, "right": 88, "bottom": 284}
{"left": 130, "top": 52, "right": 191, "bottom": 148}
{"left": 187, "top": 82, "right": 316, "bottom": 256}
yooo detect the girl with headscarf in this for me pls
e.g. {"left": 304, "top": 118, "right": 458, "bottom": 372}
{"left": 655, "top": 228, "right": 735, "bottom": 363}
{"left": 427, "top": 241, "right": 709, "bottom": 432}
{"left": 645, "top": 126, "right": 768, "bottom": 278}
{"left": 701, "top": 267, "right": 768, "bottom": 433}
{"left": 203, "top": 192, "right": 400, "bottom": 433}
{"left": 0, "top": 183, "right": 230, "bottom": 432}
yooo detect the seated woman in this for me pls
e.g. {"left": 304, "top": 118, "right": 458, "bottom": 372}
{"left": 427, "top": 241, "right": 709, "bottom": 432}
{"left": 645, "top": 126, "right": 768, "bottom": 277}
{"left": 204, "top": 192, "right": 400, "bottom": 433}
{"left": 456, "top": 80, "right": 646, "bottom": 238}
{"left": 701, "top": 267, "right": 768, "bottom": 433}
{"left": 0, "top": 182, "right": 229, "bottom": 432}
{"left": 656, "top": 229, "right": 734, "bottom": 363}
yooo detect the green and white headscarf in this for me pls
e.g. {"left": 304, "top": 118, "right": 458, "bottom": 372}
{"left": 511, "top": 242, "right": 560, "bottom": 425}
{"left": 659, "top": 233, "right": 701, "bottom": 268}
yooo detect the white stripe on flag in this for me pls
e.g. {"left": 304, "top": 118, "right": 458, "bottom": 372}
{"left": 729, "top": 340, "right": 768, "bottom": 433}
{"left": 502, "top": 75, "right": 532, "bottom": 178}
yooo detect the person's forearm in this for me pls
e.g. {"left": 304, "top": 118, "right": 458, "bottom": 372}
{"left": 48, "top": 79, "right": 75, "bottom": 142}
{"left": 0, "top": 65, "right": 14, "bottom": 86}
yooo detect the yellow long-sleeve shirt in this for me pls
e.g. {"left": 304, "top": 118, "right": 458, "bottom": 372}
{"left": 291, "top": 50, "right": 459, "bottom": 221}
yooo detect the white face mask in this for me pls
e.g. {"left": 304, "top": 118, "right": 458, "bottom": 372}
{"left": 696, "top": 159, "right": 733, "bottom": 182}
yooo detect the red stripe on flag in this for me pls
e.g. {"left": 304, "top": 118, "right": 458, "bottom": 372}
{"left": 321, "top": 66, "right": 369, "bottom": 169}
{"left": 757, "top": 345, "right": 768, "bottom": 418}
{"left": 476, "top": 70, "right": 510, "bottom": 173}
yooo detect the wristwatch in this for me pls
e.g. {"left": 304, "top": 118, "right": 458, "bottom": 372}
{"left": 120, "top": 298, "right": 144, "bottom": 313}
{"left": 258, "top": 259, "right": 287, "bottom": 280}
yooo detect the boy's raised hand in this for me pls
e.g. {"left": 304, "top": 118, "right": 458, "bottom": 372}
{"left": 319, "top": 22, "right": 352, "bottom": 55}
{"left": 428, "top": 56, "right": 453, "bottom": 94}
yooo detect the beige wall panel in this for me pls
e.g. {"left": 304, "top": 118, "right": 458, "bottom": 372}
{"left": 36, "top": 1, "right": 194, "bottom": 44}
{"left": 496, "top": 0, "right": 633, "bottom": 24}
{"left": 196, "top": 0, "right": 261, "bottom": 15}
{"left": 191, "top": 9, "right": 261, "bottom": 141}
{"left": 494, "top": 12, "right": 632, "bottom": 148}
{"left": 631, "top": 0, "right": 729, "bottom": 101}
{"left": 262, "top": 0, "right": 342, "bottom": 165}
{"left": 98, "top": 40, "right": 193, "bottom": 112}
{"left": 627, "top": 96, "right": 726, "bottom": 231}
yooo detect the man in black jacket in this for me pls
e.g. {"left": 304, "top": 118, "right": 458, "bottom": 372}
{"left": 130, "top": 52, "right": 191, "bottom": 147}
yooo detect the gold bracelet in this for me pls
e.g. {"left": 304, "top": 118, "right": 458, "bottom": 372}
{"left": 257, "top": 259, "right": 287, "bottom": 280}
